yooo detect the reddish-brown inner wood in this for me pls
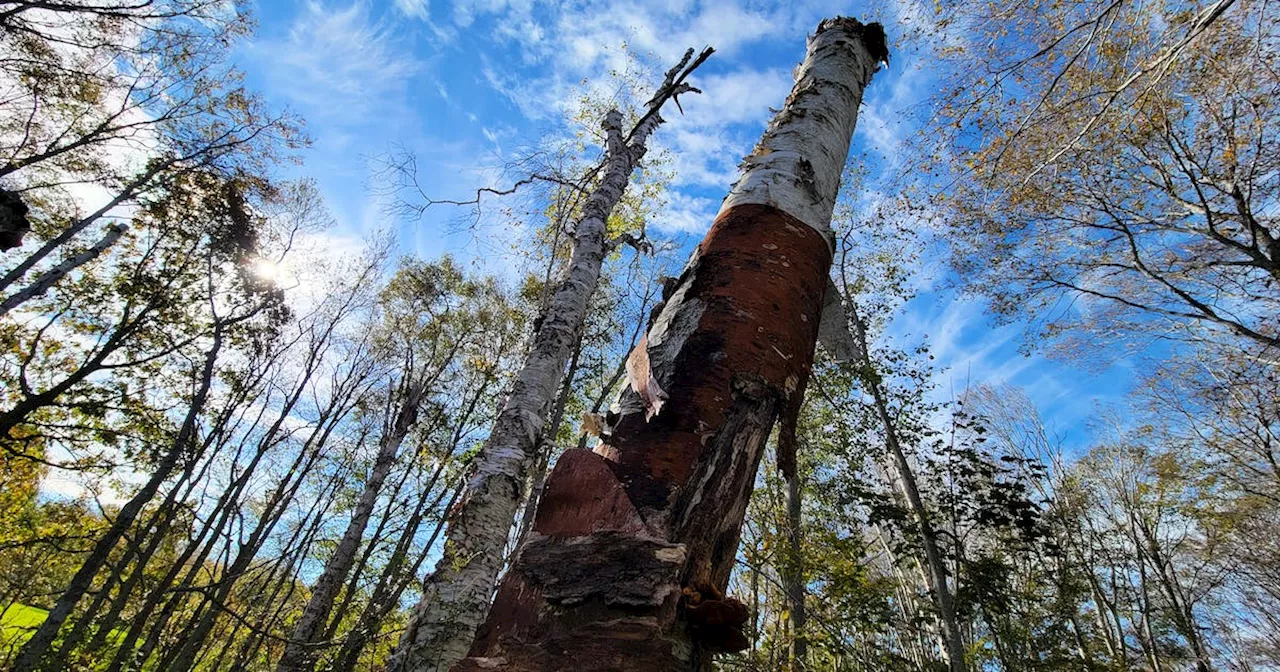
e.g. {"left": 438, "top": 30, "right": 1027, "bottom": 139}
{"left": 459, "top": 203, "right": 832, "bottom": 670}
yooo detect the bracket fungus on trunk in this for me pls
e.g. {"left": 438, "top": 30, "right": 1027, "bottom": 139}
{"left": 453, "top": 18, "right": 887, "bottom": 672}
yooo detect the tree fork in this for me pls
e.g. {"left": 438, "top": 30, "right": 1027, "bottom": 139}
{"left": 454, "top": 18, "right": 885, "bottom": 671}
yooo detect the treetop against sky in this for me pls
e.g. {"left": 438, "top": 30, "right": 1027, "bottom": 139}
{"left": 235, "top": 0, "right": 1132, "bottom": 455}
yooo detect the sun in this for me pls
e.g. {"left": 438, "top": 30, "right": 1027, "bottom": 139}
{"left": 251, "top": 257, "right": 287, "bottom": 285}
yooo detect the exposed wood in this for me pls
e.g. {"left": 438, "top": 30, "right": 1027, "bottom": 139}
{"left": 452, "top": 18, "right": 885, "bottom": 671}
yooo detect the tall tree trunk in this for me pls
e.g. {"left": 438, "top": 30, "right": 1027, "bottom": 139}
{"left": 11, "top": 324, "right": 226, "bottom": 672}
{"left": 275, "top": 377, "right": 428, "bottom": 672}
{"left": 783, "top": 470, "right": 807, "bottom": 670}
{"left": 330, "top": 477, "right": 467, "bottom": 671}
{"left": 512, "top": 334, "right": 582, "bottom": 552}
{"left": 844, "top": 299, "right": 968, "bottom": 671}
{"left": 0, "top": 159, "right": 168, "bottom": 287}
{"left": 329, "top": 380, "right": 494, "bottom": 670}
{"left": 165, "top": 409, "right": 350, "bottom": 672}
{"left": 452, "top": 19, "right": 885, "bottom": 672}
{"left": 388, "top": 48, "right": 713, "bottom": 672}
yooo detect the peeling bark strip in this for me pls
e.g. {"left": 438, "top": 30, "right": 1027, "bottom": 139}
{"left": 454, "top": 18, "right": 883, "bottom": 672}
{"left": 390, "top": 48, "right": 713, "bottom": 672}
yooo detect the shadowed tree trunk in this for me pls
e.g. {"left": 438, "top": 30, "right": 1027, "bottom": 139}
{"left": 784, "top": 470, "right": 807, "bottom": 670}
{"left": 388, "top": 48, "right": 714, "bottom": 672}
{"left": 452, "top": 18, "right": 886, "bottom": 672}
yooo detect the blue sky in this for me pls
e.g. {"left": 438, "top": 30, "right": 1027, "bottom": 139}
{"left": 232, "top": 0, "right": 1133, "bottom": 456}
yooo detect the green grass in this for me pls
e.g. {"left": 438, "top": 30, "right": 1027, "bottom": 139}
{"left": 0, "top": 602, "right": 48, "bottom": 647}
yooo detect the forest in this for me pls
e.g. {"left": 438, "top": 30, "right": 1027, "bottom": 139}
{"left": 0, "top": 0, "right": 1275, "bottom": 671}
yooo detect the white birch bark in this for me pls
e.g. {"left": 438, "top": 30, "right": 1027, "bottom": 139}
{"left": 275, "top": 378, "right": 427, "bottom": 672}
{"left": 719, "top": 21, "right": 881, "bottom": 238}
{"left": 0, "top": 223, "right": 127, "bottom": 316}
{"left": 389, "top": 50, "right": 712, "bottom": 672}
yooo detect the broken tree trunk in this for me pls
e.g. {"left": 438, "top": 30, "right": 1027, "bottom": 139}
{"left": 389, "top": 48, "right": 713, "bottom": 672}
{"left": 452, "top": 18, "right": 886, "bottom": 672}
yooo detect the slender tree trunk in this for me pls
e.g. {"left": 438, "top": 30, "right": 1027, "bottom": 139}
{"left": 0, "top": 160, "right": 165, "bottom": 288}
{"left": 330, "top": 477, "right": 467, "bottom": 672}
{"left": 166, "top": 411, "right": 348, "bottom": 672}
{"left": 453, "top": 19, "right": 884, "bottom": 672}
{"left": 236, "top": 465, "right": 349, "bottom": 671}
{"left": 388, "top": 49, "right": 713, "bottom": 672}
{"left": 11, "top": 325, "right": 226, "bottom": 672}
{"left": 160, "top": 354, "right": 371, "bottom": 672}
{"left": 512, "top": 334, "right": 582, "bottom": 551}
{"left": 844, "top": 299, "right": 968, "bottom": 671}
{"left": 749, "top": 558, "right": 760, "bottom": 653}
{"left": 60, "top": 438, "right": 213, "bottom": 661}
{"left": 1135, "top": 517, "right": 1213, "bottom": 672}
{"left": 110, "top": 405, "right": 291, "bottom": 672}
{"left": 783, "top": 470, "right": 807, "bottom": 670}
{"left": 275, "top": 378, "right": 427, "bottom": 672}
{"left": 0, "top": 223, "right": 126, "bottom": 316}
{"left": 328, "top": 382, "right": 493, "bottom": 670}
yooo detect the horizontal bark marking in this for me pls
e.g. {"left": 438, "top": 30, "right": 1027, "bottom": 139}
{"left": 522, "top": 532, "right": 685, "bottom": 608}
{"left": 466, "top": 554, "right": 688, "bottom": 671}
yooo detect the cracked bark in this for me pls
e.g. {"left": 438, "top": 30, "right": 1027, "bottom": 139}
{"left": 389, "top": 50, "right": 713, "bottom": 672}
{"left": 452, "top": 18, "right": 884, "bottom": 672}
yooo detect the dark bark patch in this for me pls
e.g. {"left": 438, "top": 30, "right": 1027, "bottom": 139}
{"left": 534, "top": 449, "right": 650, "bottom": 537}
{"left": 521, "top": 532, "right": 685, "bottom": 608}
{"left": 602, "top": 204, "right": 829, "bottom": 520}
{"left": 0, "top": 188, "right": 30, "bottom": 251}
{"left": 815, "top": 17, "right": 890, "bottom": 66}
{"left": 682, "top": 585, "right": 750, "bottom": 653}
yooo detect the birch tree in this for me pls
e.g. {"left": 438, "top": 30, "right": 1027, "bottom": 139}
{"left": 389, "top": 49, "right": 713, "bottom": 672}
{"left": 930, "top": 0, "right": 1277, "bottom": 357}
{"left": 274, "top": 258, "right": 522, "bottom": 672}
{"left": 839, "top": 294, "right": 968, "bottom": 671}
{"left": 0, "top": 0, "right": 300, "bottom": 331}
{"left": 451, "top": 18, "right": 887, "bottom": 672}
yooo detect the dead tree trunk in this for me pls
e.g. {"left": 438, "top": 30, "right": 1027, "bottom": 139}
{"left": 452, "top": 18, "right": 885, "bottom": 672}
{"left": 388, "top": 49, "right": 714, "bottom": 672}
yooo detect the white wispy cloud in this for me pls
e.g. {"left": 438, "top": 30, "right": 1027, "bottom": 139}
{"left": 395, "top": 0, "right": 429, "bottom": 19}
{"left": 253, "top": 2, "right": 422, "bottom": 126}
{"left": 656, "top": 191, "right": 718, "bottom": 235}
